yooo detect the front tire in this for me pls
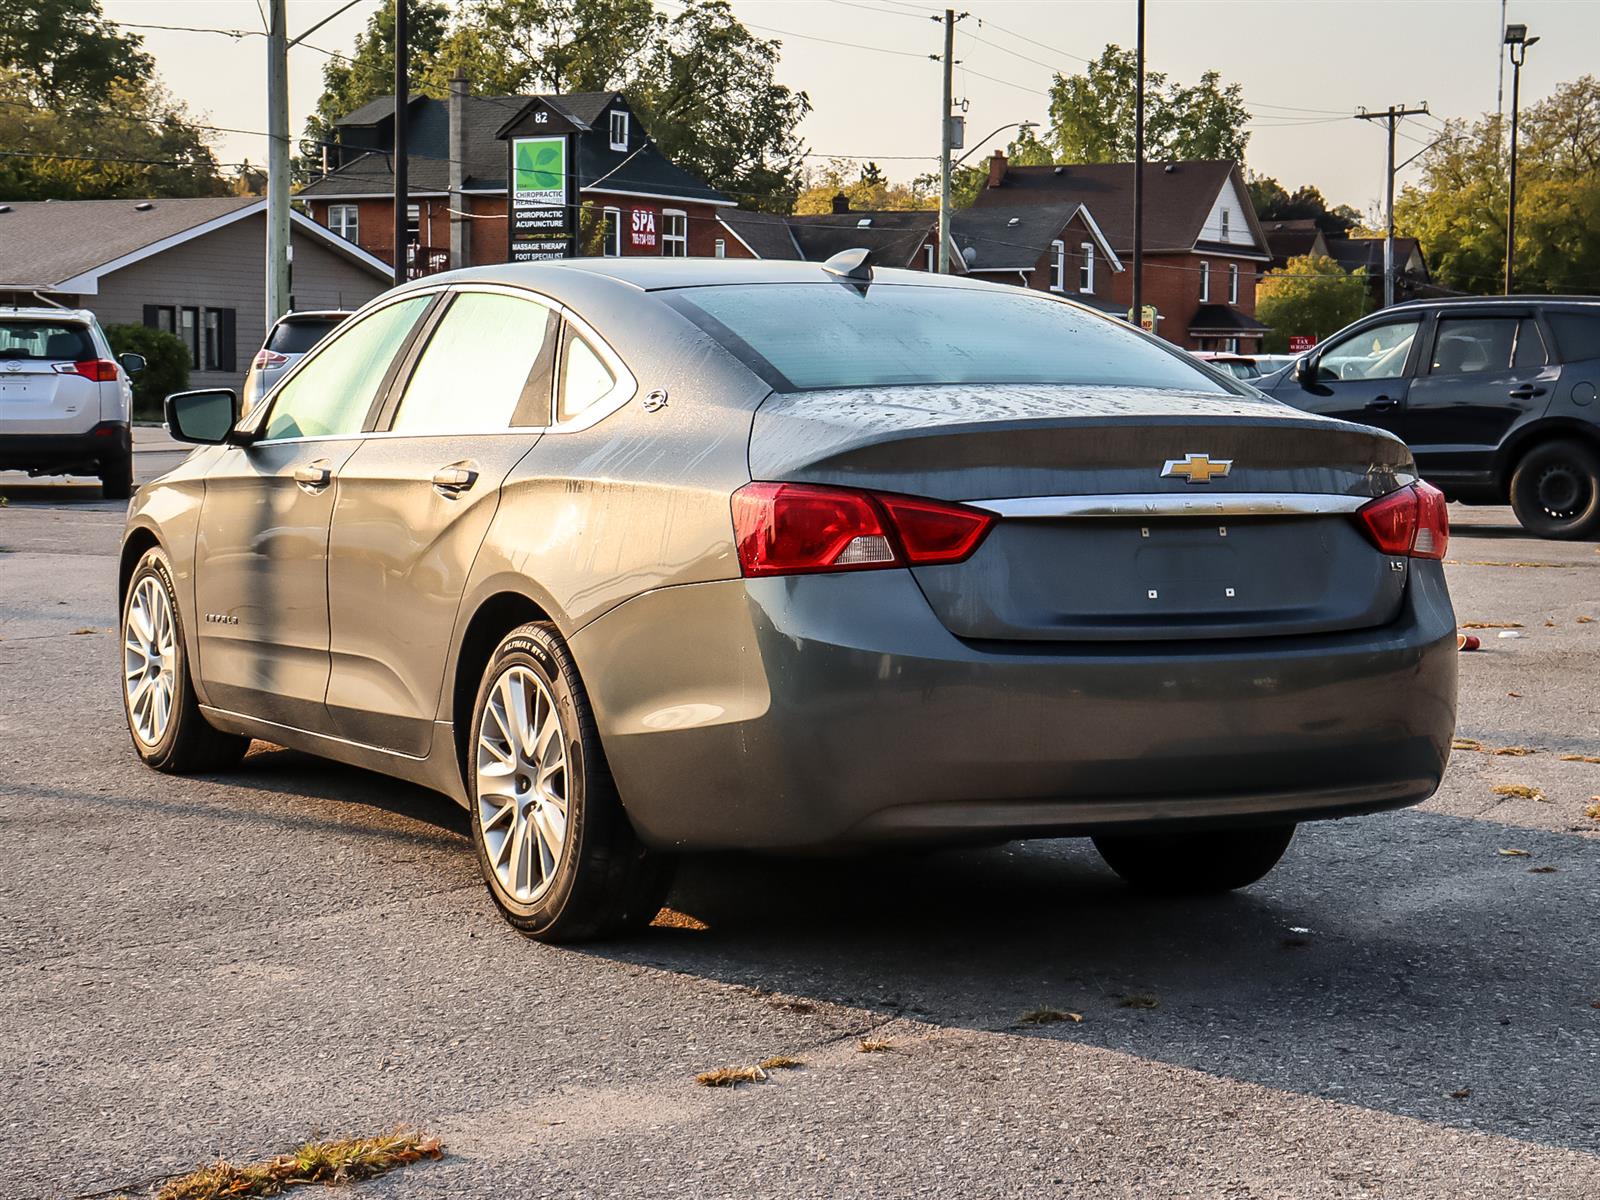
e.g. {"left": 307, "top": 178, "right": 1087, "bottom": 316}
{"left": 1093, "top": 824, "right": 1295, "bottom": 894}
{"left": 468, "top": 622, "right": 673, "bottom": 942}
{"left": 121, "top": 548, "right": 250, "bottom": 772}
{"left": 1508, "top": 439, "right": 1600, "bottom": 540}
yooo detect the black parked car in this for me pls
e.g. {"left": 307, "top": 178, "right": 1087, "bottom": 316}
{"left": 1258, "top": 297, "right": 1600, "bottom": 539}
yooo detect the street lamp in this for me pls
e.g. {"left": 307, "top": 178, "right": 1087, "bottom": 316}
{"left": 952, "top": 120, "right": 1039, "bottom": 169}
{"left": 1504, "top": 22, "right": 1539, "bottom": 294}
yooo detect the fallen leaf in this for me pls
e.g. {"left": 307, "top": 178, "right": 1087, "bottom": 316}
{"left": 1585, "top": 802, "right": 1600, "bottom": 821}
{"left": 650, "top": 908, "right": 709, "bottom": 931}
{"left": 1529, "top": 866, "right": 1559, "bottom": 874}
{"left": 1508, "top": 692, "right": 1523, "bottom": 698}
{"left": 1018, "top": 1007, "right": 1084, "bottom": 1026}
{"left": 1452, "top": 738, "right": 1485, "bottom": 752}
{"left": 1559, "top": 754, "right": 1600, "bottom": 764}
{"left": 857, "top": 1038, "right": 894, "bottom": 1053}
{"left": 758, "top": 1055, "right": 805, "bottom": 1071}
{"left": 1460, "top": 621, "right": 1524, "bottom": 629}
{"left": 1492, "top": 746, "right": 1535, "bottom": 756}
{"left": 1450, "top": 1087, "right": 1472, "bottom": 1100}
{"left": 696, "top": 1064, "right": 767, "bottom": 1087}
{"left": 1497, "top": 848, "right": 1530, "bottom": 857}
{"left": 1578, "top": 616, "right": 1594, "bottom": 623}
{"left": 1117, "top": 995, "right": 1160, "bottom": 1010}
{"left": 1492, "top": 784, "right": 1544, "bottom": 801}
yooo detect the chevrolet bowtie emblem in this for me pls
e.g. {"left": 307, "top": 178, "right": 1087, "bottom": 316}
{"left": 1161, "top": 453, "right": 1233, "bottom": 484}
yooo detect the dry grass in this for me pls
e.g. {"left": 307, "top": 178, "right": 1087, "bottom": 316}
{"left": 649, "top": 908, "right": 709, "bottom": 931}
{"left": 71, "top": 627, "right": 99, "bottom": 636}
{"left": 758, "top": 1055, "right": 805, "bottom": 1071}
{"left": 1460, "top": 621, "right": 1524, "bottom": 629}
{"left": 1492, "top": 746, "right": 1536, "bottom": 757}
{"left": 1578, "top": 616, "right": 1595, "bottom": 624}
{"left": 857, "top": 1038, "right": 894, "bottom": 1053}
{"left": 1492, "top": 784, "right": 1545, "bottom": 801}
{"left": 1560, "top": 754, "right": 1600, "bottom": 764}
{"left": 1528, "top": 866, "right": 1560, "bottom": 874}
{"left": 1117, "top": 995, "right": 1160, "bottom": 1010}
{"left": 1452, "top": 738, "right": 1485, "bottom": 752}
{"left": 152, "top": 1131, "right": 441, "bottom": 1200}
{"left": 1017, "top": 1007, "right": 1084, "bottom": 1026}
{"left": 1497, "top": 848, "right": 1530, "bottom": 857}
{"left": 1585, "top": 801, "right": 1600, "bottom": 821}
{"left": 696, "top": 1064, "right": 767, "bottom": 1087}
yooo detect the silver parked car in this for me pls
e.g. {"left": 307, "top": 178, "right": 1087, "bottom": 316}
{"left": 240, "top": 309, "right": 350, "bottom": 414}
{"left": 0, "top": 307, "right": 142, "bottom": 498}
{"left": 121, "top": 258, "right": 1457, "bottom": 941}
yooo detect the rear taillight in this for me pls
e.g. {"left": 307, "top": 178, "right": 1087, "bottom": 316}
{"left": 1355, "top": 481, "right": 1448, "bottom": 560}
{"left": 252, "top": 349, "right": 288, "bottom": 369}
{"left": 731, "top": 481, "right": 995, "bottom": 578}
{"left": 53, "top": 359, "right": 119, "bottom": 382}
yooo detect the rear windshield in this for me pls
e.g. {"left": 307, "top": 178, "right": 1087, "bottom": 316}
{"left": 267, "top": 315, "right": 345, "bottom": 355}
{"left": 665, "top": 283, "right": 1234, "bottom": 394}
{"left": 0, "top": 320, "right": 94, "bottom": 362}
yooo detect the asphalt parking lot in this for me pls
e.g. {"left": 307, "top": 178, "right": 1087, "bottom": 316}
{"left": 3, "top": 438, "right": 1598, "bottom": 1198}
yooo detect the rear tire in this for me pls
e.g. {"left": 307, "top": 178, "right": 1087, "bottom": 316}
{"left": 467, "top": 622, "right": 673, "bottom": 942}
{"left": 1508, "top": 439, "right": 1600, "bottom": 540}
{"left": 1093, "top": 824, "right": 1295, "bottom": 894}
{"left": 121, "top": 547, "right": 251, "bottom": 772}
{"left": 100, "top": 453, "right": 133, "bottom": 501}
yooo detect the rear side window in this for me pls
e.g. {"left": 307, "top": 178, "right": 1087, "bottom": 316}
{"left": 262, "top": 296, "right": 430, "bottom": 440}
{"left": 390, "top": 292, "right": 557, "bottom": 434}
{"left": 267, "top": 316, "right": 345, "bottom": 355}
{"left": 0, "top": 321, "right": 94, "bottom": 362}
{"left": 1546, "top": 311, "right": 1600, "bottom": 363}
{"left": 666, "top": 282, "right": 1231, "bottom": 393}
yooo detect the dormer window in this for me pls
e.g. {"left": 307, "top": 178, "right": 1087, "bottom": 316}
{"left": 609, "top": 110, "right": 629, "bottom": 151}
{"left": 1220, "top": 208, "right": 1230, "bottom": 240}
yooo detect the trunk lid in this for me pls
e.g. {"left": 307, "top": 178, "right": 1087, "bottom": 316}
{"left": 748, "top": 383, "right": 1415, "bottom": 642}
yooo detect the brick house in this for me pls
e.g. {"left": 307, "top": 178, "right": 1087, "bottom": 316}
{"left": 298, "top": 81, "right": 737, "bottom": 272}
{"left": 972, "top": 156, "right": 1273, "bottom": 351}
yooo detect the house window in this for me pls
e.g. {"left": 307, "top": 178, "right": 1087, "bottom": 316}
{"left": 1079, "top": 242, "right": 1095, "bottom": 294}
{"left": 662, "top": 209, "right": 687, "bottom": 257}
{"left": 1199, "top": 260, "right": 1211, "bottom": 302}
{"left": 609, "top": 109, "right": 629, "bottom": 152}
{"left": 924, "top": 243, "right": 935, "bottom": 271}
{"left": 1050, "top": 240, "right": 1065, "bottom": 291}
{"left": 715, "top": 238, "right": 726, "bottom": 259}
{"left": 602, "top": 207, "right": 621, "bottom": 257}
{"left": 1228, "top": 262, "right": 1239, "bottom": 304}
{"left": 329, "top": 204, "right": 359, "bottom": 242}
{"left": 179, "top": 306, "right": 199, "bottom": 367}
{"left": 1220, "top": 208, "right": 1230, "bottom": 240}
{"left": 200, "top": 308, "right": 236, "bottom": 373}
{"left": 146, "top": 305, "right": 176, "bottom": 337}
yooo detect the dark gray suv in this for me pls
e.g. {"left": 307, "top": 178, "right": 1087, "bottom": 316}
{"left": 1258, "top": 297, "right": 1600, "bottom": 538}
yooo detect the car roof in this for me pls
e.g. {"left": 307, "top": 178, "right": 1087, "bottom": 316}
{"left": 417, "top": 256, "right": 1001, "bottom": 295}
{"left": 1387, "top": 295, "right": 1600, "bottom": 312}
{"left": 0, "top": 306, "right": 95, "bottom": 322}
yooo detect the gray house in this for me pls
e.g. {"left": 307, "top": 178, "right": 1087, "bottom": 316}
{"left": 0, "top": 197, "right": 392, "bottom": 395}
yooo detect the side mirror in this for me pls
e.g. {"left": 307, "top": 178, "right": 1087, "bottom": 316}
{"left": 165, "top": 388, "right": 240, "bottom": 445}
{"left": 118, "top": 352, "right": 146, "bottom": 376}
{"left": 1294, "top": 354, "right": 1318, "bottom": 385}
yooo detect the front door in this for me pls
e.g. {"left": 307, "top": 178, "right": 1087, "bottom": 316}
{"left": 1272, "top": 314, "right": 1425, "bottom": 439}
{"left": 1403, "top": 312, "right": 1558, "bottom": 483}
{"left": 325, "top": 288, "right": 559, "bottom": 755}
{"left": 193, "top": 294, "right": 434, "bottom": 730}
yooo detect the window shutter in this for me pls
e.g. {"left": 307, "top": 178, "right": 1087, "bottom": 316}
{"left": 142, "top": 304, "right": 160, "bottom": 328}
{"left": 218, "top": 308, "right": 236, "bottom": 373}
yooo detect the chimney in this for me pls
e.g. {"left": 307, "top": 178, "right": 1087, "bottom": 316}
{"left": 449, "top": 68, "right": 471, "bottom": 267}
{"left": 831, "top": 191, "right": 850, "bottom": 215}
{"left": 987, "top": 150, "right": 1008, "bottom": 190}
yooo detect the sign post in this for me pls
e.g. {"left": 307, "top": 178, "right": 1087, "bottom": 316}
{"left": 509, "top": 134, "right": 573, "bottom": 261}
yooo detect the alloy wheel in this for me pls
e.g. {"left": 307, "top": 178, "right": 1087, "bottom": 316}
{"left": 475, "top": 665, "right": 570, "bottom": 905}
{"left": 123, "top": 576, "right": 177, "bottom": 747}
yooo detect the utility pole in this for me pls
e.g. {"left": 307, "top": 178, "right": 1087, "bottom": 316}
{"left": 1504, "top": 24, "right": 1538, "bottom": 295}
{"left": 934, "top": 9, "right": 965, "bottom": 274}
{"left": 392, "top": 0, "right": 409, "bottom": 288}
{"left": 1496, "top": 0, "right": 1508, "bottom": 120}
{"left": 265, "top": 0, "right": 290, "bottom": 324}
{"left": 1130, "top": 0, "right": 1145, "bottom": 327}
{"left": 1355, "top": 102, "right": 1428, "bottom": 308}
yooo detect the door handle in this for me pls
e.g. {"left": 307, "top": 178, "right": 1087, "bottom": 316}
{"left": 1365, "top": 395, "right": 1398, "bottom": 411}
{"left": 1508, "top": 385, "right": 1546, "bottom": 400}
{"left": 431, "top": 462, "right": 480, "bottom": 498}
{"left": 293, "top": 461, "right": 333, "bottom": 492}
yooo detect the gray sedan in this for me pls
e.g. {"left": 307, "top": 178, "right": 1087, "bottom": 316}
{"left": 121, "top": 257, "right": 1457, "bottom": 941}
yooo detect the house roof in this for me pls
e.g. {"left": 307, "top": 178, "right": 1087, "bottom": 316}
{"left": 950, "top": 203, "right": 1122, "bottom": 274}
{"left": 1189, "top": 303, "right": 1272, "bottom": 334}
{"left": 972, "top": 160, "right": 1269, "bottom": 258}
{"left": 301, "top": 92, "right": 731, "bottom": 206}
{"left": 1264, "top": 219, "right": 1327, "bottom": 266}
{"left": 718, "top": 210, "right": 802, "bottom": 260}
{"left": 1325, "top": 235, "right": 1427, "bottom": 277}
{"left": 784, "top": 210, "right": 937, "bottom": 268}
{"left": 0, "top": 197, "right": 391, "bottom": 294}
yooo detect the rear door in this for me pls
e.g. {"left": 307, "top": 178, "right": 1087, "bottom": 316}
{"left": 194, "top": 294, "right": 435, "bottom": 730}
{"left": 1270, "top": 313, "right": 1425, "bottom": 439}
{"left": 0, "top": 319, "right": 100, "bottom": 435}
{"left": 1403, "top": 311, "right": 1558, "bottom": 481}
{"left": 323, "top": 288, "right": 558, "bottom": 755}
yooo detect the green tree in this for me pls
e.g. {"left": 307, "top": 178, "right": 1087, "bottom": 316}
{"left": 1255, "top": 254, "right": 1369, "bottom": 352}
{"left": 1248, "top": 174, "right": 1360, "bottom": 234}
{"left": 944, "top": 124, "right": 1054, "bottom": 208}
{"left": 1047, "top": 46, "right": 1249, "bottom": 164}
{"left": 794, "top": 158, "right": 934, "bottom": 214}
{"left": 423, "top": 0, "right": 655, "bottom": 95}
{"left": 104, "top": 324, "right": 190, "bottom": 420}
{"left": 0, "top": 0, "right": 151, "bottom": 106}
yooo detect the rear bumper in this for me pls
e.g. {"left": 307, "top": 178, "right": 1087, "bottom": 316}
{"left": 0, "top": 422, "right": 130, "bottom": 473}
{"left": 571, "top": 563, "right": 1457, "bottom": 850}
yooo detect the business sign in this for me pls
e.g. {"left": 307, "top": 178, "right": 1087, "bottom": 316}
{"left": 1127, "top": 304, "right": 1159, "bottom": 333}
{"left": 630, "top": 208, "right": 658, "bottom": 250}
{"left": 1288, "top": 334, "right": 1317, "bottom": 352}
{"left": 509, "top": 135, "right": 573, "bottom": 261}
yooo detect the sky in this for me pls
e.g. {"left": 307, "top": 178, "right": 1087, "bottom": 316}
{"left": 102, "top": 0, "right": 1599, "bottom": 216}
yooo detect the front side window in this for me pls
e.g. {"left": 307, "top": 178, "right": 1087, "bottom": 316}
{"left": 1199, "top": 261, "right": 1211, "bottom": 302}
{"left": 329, "top": 204, "right": 359, "bottom": 242}
{"left": 662, "top": 210, "right": 688, "bottom": 257}
{"left": 1316, "top": 318, "right": 1421, "bottom": 383}
{"left": 558, "top": 330, "right": 617, "bottom": 422}
{"left": 262, "top": 296, "right": 430, "bottom": 440}
{"left": 666, "top": 282, "right": 1234, "bottom": 394}
{"left": 1079, "top": 242, "right": 1095, "bottom": 294}
{"left": 1430, "top": 316, "right": 1521, "bottom": 375}
{"left": 391, "top": 292, "right": 557, "bottom": 434}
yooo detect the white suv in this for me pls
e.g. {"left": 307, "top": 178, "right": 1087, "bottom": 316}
{"left": 0, "top": 308, "right": 141, "bottom": 498}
